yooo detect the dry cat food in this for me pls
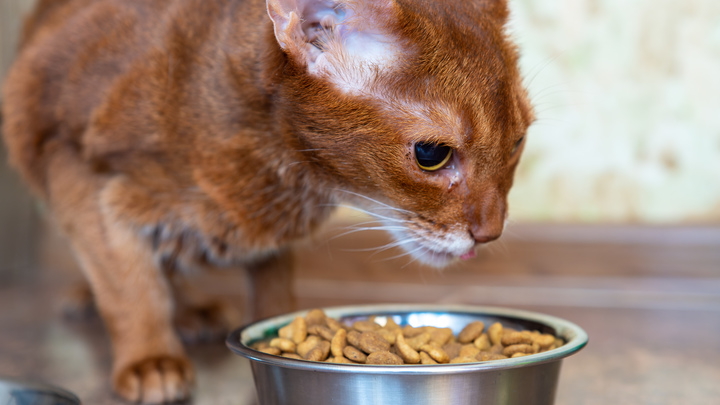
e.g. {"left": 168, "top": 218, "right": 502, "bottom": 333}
{"left": 250, "top": 309, "right": 565, "bottom": 365}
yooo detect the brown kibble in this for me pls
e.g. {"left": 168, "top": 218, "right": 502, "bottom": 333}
{"left": 347, "top": 330, "right": 361, "bottom": 348}
{"left": 488, "top": 343, "right": 505, "bottom": 355}
{"left": 257, "top": 312, "right": 565, "bottom": 366}
{"left": 353, "top": 320, "right": 381, "bottom": 332}
{"left": 259, "top": 347, "right": 281, "bottom": 355}
{"left": 326, "top": 317, "right": 346, "bottom": 333}
{"left": 419, "top": 351, "right": 437, "bottom": 364}
{"left": 442, "top": 342, "right": 462, "bottom": 359}
{"left": 420, "top": 344, "right": 450, "bottom": 363}
{"left": 458, "top": 321, "right": 485, "bottom": 344}
{"left": 358, "top": 331, "right": 391, "bottom": 354}
{"left": 501, "top": 331, "right": 534, "bottom": 346}
{"left": 474, "top": 333, "right": 491, "bottom": 351}
{"left": 308, "top": 324, "right": 335, "bottom": 341}
{"left": 384, "top": 317, "right": 401, "bottom": 331}
{"left": 328, "top": 356, "right": 355, "bottom": 364}
{"left": 305, "top": 346, "right": 325, "bottom": 361}
{"left": 305, "top": 341, "right": 331, "bottom": 362}
{"left": 297, "top": 336, "right": 321, "bottom": 358}
{"left": 305, "top": 309, "right": 327, "bottom": 327}
{"left": 427, "top": 327, "right": 454, "bottom": 346}
{"left": 278, "top": 325, "right": 292, "bottom": 340}
{"left": 402, "top": 325, "right": 426, "bottom": 337}
{"left": 503, "top": 344, "right": 535, "bottom": 357}
{"left": 459, "top": 344, "right": 480, "bottom": 358}
{"left": 269, "top": 338, "right": 296, "bottom": 353}
{"left": 279, "top": 316, "right": 308, "bottom": 344}
{"left": 366, "top": 351, "right": 403, "bottom": 365}
{"left": 318, "top": 340, "right": 331, "bottom": 358}
{"left": 377, "top": 328, "right": 397, "bottom": 345}
{"left": 395, "top": 332, "right": 420, "bottom": 364}
{"left": 450, "top": 356, "right": 478, "bottom": 364}
{"left": 478, "top": 352, "right": 508, "bottom": 361}
{"left": 488, "top": 322, "right": 503, "bottom": 346}
{"left": 343, "top": 346, "right": 368, "bottom": 363}
{"left": 534, "top": 334, "right": 556, "bottom": 349}
{"left": 405, "top": 332, "right": 431, "bottom": 351}
{"left": 331, "top": 328, "right": 347, "bottom": 358}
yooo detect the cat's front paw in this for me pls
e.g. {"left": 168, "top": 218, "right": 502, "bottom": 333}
{"left": 113, "top": 356, "right": 194, "bottom": 404}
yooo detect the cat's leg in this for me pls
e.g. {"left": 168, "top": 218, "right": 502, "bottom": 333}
{"left": 245, "top": 247, "right": 296, "bottom": 320}
{"left": 46, "top": 147, "right": 192, "bottom": 404}
{"left": 170, "top": 274, "right": 244, "bottom": 344}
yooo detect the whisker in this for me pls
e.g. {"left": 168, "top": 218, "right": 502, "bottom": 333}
{"left": 320, "top": 204, "right": 410, "bottom": 224}
{"left": 333, "top": 189, "right": 414, "bottom": 216}
{"left": 523, "top": 54, "right": 562, "bottom": 90}
{"left": 380, "top": 244, "right": 425, "bottom": 262}
{"left": 400, "top": 246, "right": 427, "bottom": 269}
{"left": 327, "top": 225, "right": 405, "bottom": 242}
{"left": 342, "top": 239, "right": 406, "bottom": 253}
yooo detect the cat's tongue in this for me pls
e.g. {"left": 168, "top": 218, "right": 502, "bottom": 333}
{"left": 460, "top": 251, "right": 476, "bottom": 260}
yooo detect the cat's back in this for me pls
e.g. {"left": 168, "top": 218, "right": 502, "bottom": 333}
{"left": 2, "top": 0, "right": 266, "bottom": 194}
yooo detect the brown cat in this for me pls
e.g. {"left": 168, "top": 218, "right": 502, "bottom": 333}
{"left": 2, "top": 0, "right": 533, "bottom": 402}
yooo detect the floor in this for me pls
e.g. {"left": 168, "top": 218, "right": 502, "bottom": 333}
{"left": 1, "top": 220, "right": 719, "bottom": 404}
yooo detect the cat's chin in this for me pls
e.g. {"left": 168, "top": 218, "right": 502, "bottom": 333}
{"left": 413, "top": 248, "right": 461, "bottom": 268}
{"left": 386, "top": 227, "right": 477, "bottom": 268}
{"left": 399, "top": 239, "right": 475, "bottom": 268}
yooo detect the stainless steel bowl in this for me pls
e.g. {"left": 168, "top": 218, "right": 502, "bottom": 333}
{"left": 227, "top": 304, "right": 588, "bottom": 405}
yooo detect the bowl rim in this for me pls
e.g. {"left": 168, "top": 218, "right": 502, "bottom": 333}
{"left": 226, "top": 304, "right": 588, "bottom": 375}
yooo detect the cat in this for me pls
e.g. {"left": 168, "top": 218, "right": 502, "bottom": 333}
{"left": 2, "top": 0, "right": 533, "bottom": 402}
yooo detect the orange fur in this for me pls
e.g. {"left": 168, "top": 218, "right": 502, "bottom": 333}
{"left": 2, "top": 0, "right": 533, "bottom": 402}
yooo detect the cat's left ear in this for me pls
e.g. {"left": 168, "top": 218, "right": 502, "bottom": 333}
{"left": 266, "top": 0, "right": 399, "bottom": 75}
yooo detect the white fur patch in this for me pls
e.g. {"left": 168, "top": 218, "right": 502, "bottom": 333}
{"left": 310, "top": 4, "right": 401, "bottom": 95}
{"left": 388, "top": 224, "right": 476, "bottom": 267}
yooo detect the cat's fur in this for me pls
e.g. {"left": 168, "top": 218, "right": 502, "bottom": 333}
{"left": 2, "top": 0, "right": 533, "bottom": 402}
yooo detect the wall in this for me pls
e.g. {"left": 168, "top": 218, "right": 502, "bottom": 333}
{"left": 508, "top": 0, "right": 720, "bottom": 223}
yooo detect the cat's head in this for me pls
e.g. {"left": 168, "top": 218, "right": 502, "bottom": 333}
{"left": 267, "top": 0, "right": 534, "bottom": 266}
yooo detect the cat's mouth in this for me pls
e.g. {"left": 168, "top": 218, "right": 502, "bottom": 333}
{"left": 406, "top": 241, "right": 477, "bottom": 267}
{"left": 389, "top": 229, "right": 476, "bottom": 268}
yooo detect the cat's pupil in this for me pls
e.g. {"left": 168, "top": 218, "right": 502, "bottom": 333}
{"left": 414, "top": 142, "right": 452, "bottom": 171}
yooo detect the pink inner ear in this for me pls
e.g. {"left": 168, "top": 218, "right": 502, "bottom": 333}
{"left": 268, "top": 0, "right": 403, "bottom": 93}
{"left": 267, "top": 0, "right": 347, "bottom": 48}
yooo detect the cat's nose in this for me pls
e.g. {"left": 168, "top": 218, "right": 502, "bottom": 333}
{"left": 469, "top": 220, "right": 504, "bottom": 244}
{"left": 470, "top": 226, "right": 502, "bottom": 244}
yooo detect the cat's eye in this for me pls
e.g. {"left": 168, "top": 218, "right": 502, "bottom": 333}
{"left": 511, "top": 136, "right": 525, "bottom": 155}
{"left": 414, "top": 142, "right": 453, "bottom": 171}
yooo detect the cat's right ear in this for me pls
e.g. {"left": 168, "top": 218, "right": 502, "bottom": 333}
{"left": 267, "top": 0, "right": 401, "bottom": 93}
{"left": 266, "top": 0, "right": 399, "bottom": 74}
{"left": 266, "top": 0, "right": 302, "bottom": 53}
{"left": 266, "top": 0, "right": 333, "bottom": 67}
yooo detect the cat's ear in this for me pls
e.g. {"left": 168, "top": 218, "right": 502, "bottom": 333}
{"left": 266, "top": 0, "right": 306, "bottom": 54}
{"left": 266, "top": 0, "right": 400, "bottom": 79}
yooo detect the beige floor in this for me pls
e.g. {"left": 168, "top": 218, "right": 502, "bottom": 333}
{"left": 1, "top": 220, "right": 719, "bottom": 404}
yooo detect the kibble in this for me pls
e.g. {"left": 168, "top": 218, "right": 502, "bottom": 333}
{"left": 250, "top": 308, "right": 566, "bottom": 365}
